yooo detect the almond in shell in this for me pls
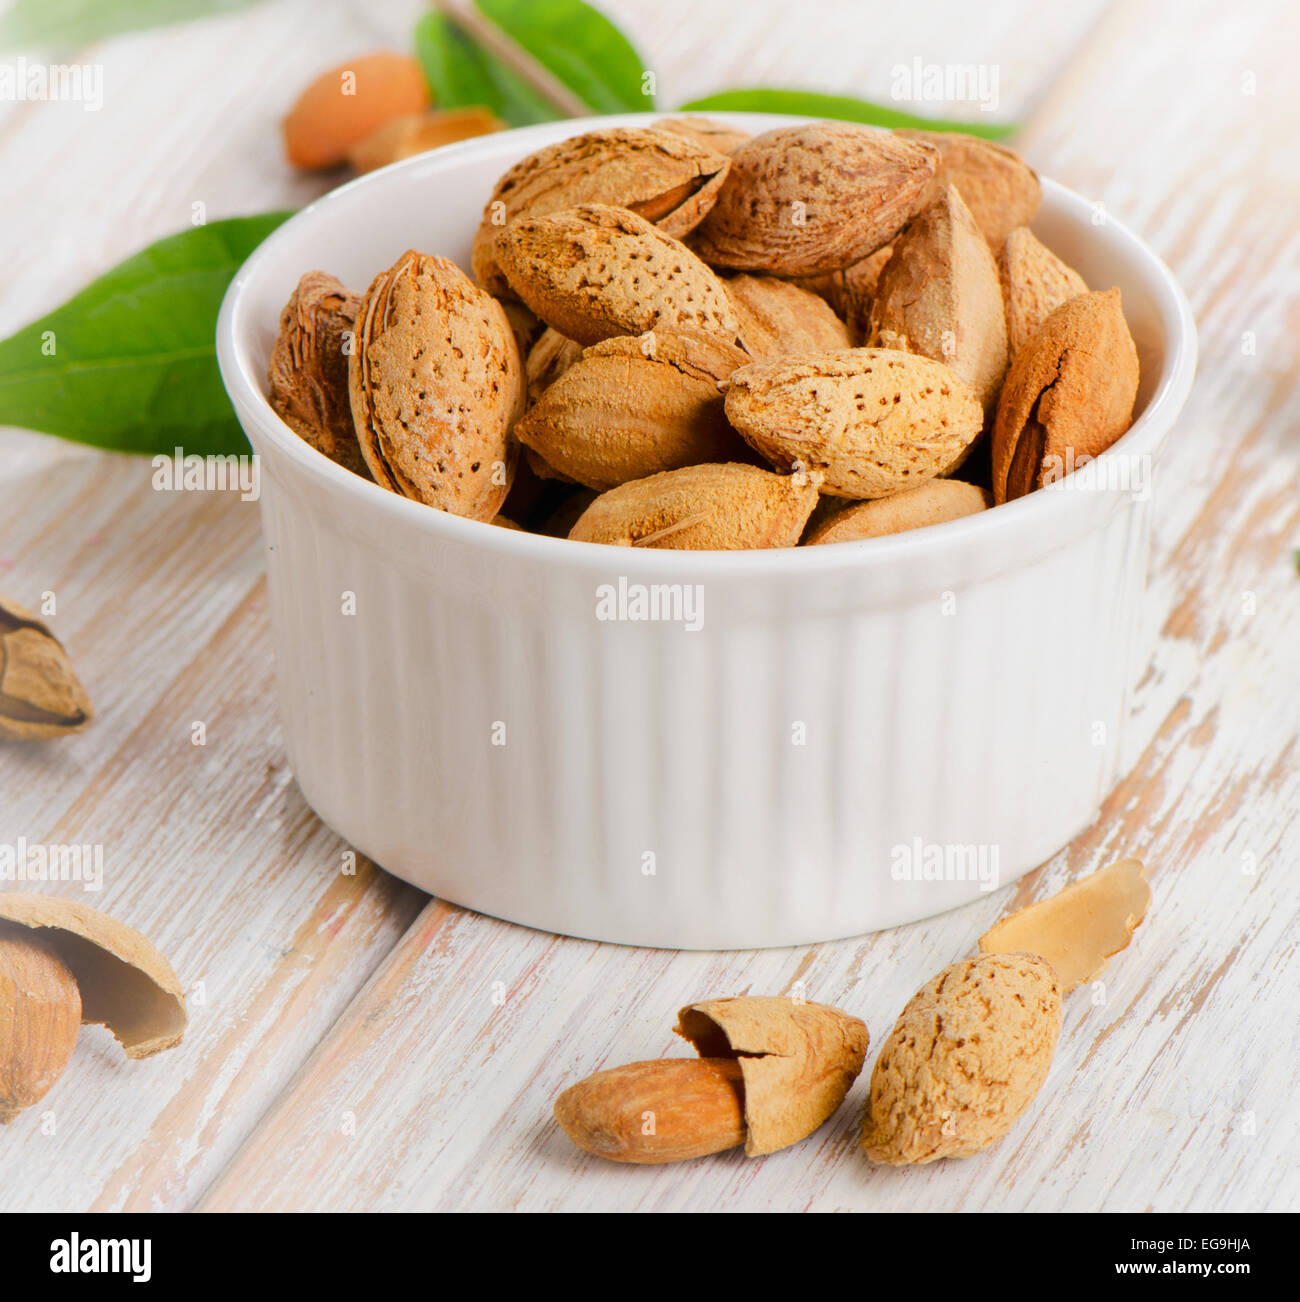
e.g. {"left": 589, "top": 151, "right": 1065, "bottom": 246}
{"left": 568, "top": 462, "right": 819, "bottom": 549}
{"left": 473, "top": 127, "right": 731, "bottom": 297}
{"left": 990, "top": 288, "right": 1139, "bottom": 503}
{"left": 267, "top": 271, "right": 367, "bottom": 478}
{"left": 724, "top": 348, "right": 985, "bottom": 499}
{"left": 862, "top": 954, "right": 1061, "bottom": 1164}
{"left": 999, "top": 225, "right": 1088, "bottom": 358}
{"left": 692, "top": 123, "right": 939, "bottom": 277}
{"left": 495, "top": 203, "right": 740, "bottom": 347}
{"left": 725, "top": 274, "right": 851, "bottom": 360}
{"left": 653, "top": 116, "right": 752, "bottom": 155}
{"left": 896, "top": 129, "right": 1041, "bottom": 252}
{"left": 349, "top": 250, "right": 524, "bottom": 519}
{"left": 806, "top": 479, "right": 991, "bottom": 544}
{"left": 516, "top": 329, "right": 751, "bottom": 490}
{"left": 869, "top": 185, "right": 1009, "bottom": 417}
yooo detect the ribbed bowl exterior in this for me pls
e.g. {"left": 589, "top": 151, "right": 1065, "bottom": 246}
{"left": 219, "top": 114, "right": 1197, "bottom": 948}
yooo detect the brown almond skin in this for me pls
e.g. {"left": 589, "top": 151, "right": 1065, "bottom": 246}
{"left": 676, "top": 996, "right": 869, "bottom": 1157}
{"left": 990, "top": 288, "right": 1139, "bottom": 504}
{"left": 999, "top": 226, "right": 1089, "bottom": 359}
{"left": 349, "top": 250, "right": 524, "bottom": 519}
{"left": 0, "top": 597, "right": 93, "bottom": 741}
{"left": 267, "top": 272, "right": 368, "bottom": 478}
{"left": 724, "top": 348, "right": 984, "bottom": 499}
{"left": 569, "top": 463, "right": 819, "bottom": 550}
{"left": 496, "top": 203, "right": 740, "bottom": 348}
{"left": 869, "top": 185, "right": 1009, "bottom": 417}
{"left": 554, "top": 1058, "right": 746, "bottom": 1163}
{"left": 896, "top": 129, "right": 1041, "bottom": 252}
{"left": 862, "top": 954, "right": 1061, "bottom": 1164}
{"left": 516, "top": 329, "right": 751, "bottom": 490}
{"left": 473, "top": 128, "right": 731, "bottom": 297}
{"left": 653, "top": 116, "right": 752, "bottom": 155}
{"left": 283, "top": 52, "right": 429, "bottom": 170}
{"left": 807, "top": 480, "right": 991, "bottom": 544}
{"left": 346, "top": 106, "right": 503, "bottom": 173}
{"left": 692, "top": 124, "right": 939, "bottom": 277}
{"left": 0, "top": 924, "right": 81, "bottom": 1122}
{"left": 726, "top": 275, "right": 852, "bottom": 360}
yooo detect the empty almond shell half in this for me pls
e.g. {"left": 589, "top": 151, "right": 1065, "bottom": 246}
{"left": 675, "top": 995, "right": 869, "bottom": 1156}
{"left": 978, "top": 858, "right": 1151, "bottom": 993}
{"left": 0, "top": 597, "right": 93, "bottom": 742}
{"left": 0, "top": 893, "right": 186, "bottom": 1059}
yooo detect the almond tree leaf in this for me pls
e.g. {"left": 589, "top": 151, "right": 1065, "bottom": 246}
{"left": 680, "top": 89, "right": 1018, "bottom": 140}
{"left": 475, "top": 0, "right": 650, "bottom": 113}
{"left": 415, "top": 11, "right": 559, "bottom": 127}
{"left": 0, "top": 0, "right": 264, "bottom": 48}
{"left": 0, "top": 213, "right": 292, "bottom": 456}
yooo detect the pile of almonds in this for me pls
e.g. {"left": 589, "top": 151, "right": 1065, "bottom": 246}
{"left": 555, "top": 859, "right": 1151, "bottom": 1166}
{"left": 269, "top": 118, "right": 1141, "bottom": 547}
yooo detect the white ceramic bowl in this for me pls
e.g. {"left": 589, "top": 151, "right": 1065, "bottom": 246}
{"left": 217, "top": 113, "right": 1196, "bottom": 949}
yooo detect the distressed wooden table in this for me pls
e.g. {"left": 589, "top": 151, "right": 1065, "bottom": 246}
{"left": 1, "top": 0, "right": 1295, "bottom": 1212}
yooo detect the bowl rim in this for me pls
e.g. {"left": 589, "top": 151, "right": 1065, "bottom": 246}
{"left": 217, "top": 111, "right": 1198, "bottom": 576}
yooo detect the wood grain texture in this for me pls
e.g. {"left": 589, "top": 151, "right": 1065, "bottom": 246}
{"left": 2, "top": 0, "right": 1297, "bottom": 1212}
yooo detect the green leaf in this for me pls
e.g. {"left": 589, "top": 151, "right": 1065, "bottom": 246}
{"left": 476, "top": 0, "right": 650, "bottom": 113}
{"left": 415, "top": 12, "right": 559, "bottom": 128}
{"left": 0, "top": 213, "right": 292, "bottom": 456}
{"left": 680, "top": 89, "right": 1018, "bottom": 140}
{"left": 0, "top": 0, "right": 265, "bottom": 49}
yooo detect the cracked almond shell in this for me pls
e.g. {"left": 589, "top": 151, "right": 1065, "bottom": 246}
{"left": 869, "top": 185, "right": 1009, "bottom": 417}
{"left": 349, "top": 250, "right": 524, "bottom": 519}
{"left": 692, "top": 123, "right": 939, "bottom": 277}
{"left": 267, "top": 271, "right": 368, "bottom": 478}
{"left": 516, "top": 329, "right": 751, "bottom": 490}
{"left": 569, "top": 462, "right": 818, "bottom": 549}
{"left": 0, "top": 597, "right": 93, "bottom": 742}
{"left": 999, "top": 225, "right": 1089, "bottom": 358}
{"left": 862, "top": 954, "right": 1061, "bottom": 1164}
{"left": 0, "top": 893, "right": 186, "bottom": 1060}
{"left": 525, "top": 327, "right": 585, "bottom": 405}
{"left": 675, "top": 995, "right": 869, "bottom": 1156}
{"left": 979, "top": 858, "right": 1151, "bottom": 993}
{"left": 496, "top": 203, "right": 740, "bottom": 348}
{"left": 473, "top": 127, "right": 731, "bottom": 297}
{"left": 726, "top": 274, "right": 851, "bottom": 360}
{"left": 990, "top": 288, "right": 1139, "bottom": 503}
{"left": 724, "top": 348, "right": 984, "bottom": 499}
{"left": 896, "top": 129, "right": 1040, "bottom": 252}
{"left": 806, "top": 479, "right": 991, "bottom": 544}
